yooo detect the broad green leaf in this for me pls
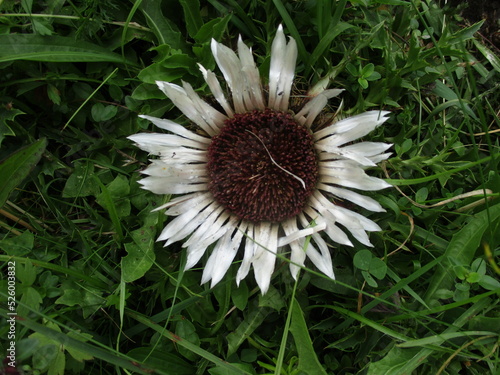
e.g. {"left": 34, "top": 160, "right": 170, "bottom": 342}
{"left": 127, "top": 348, "right": 195, "bottom": 374}
{"left": 91, "top": 103, "right": 118, "bottom": 122}
{"left": 180, "top": 0, "right": 203, "bottom": 38}
{"left": 121, "top": 221, "right": 156, "bottom": 282}
{"left": 227, "top": 307, "right": 271, "bottom": 356}
{"left": 122, "top": 243, "right": 155, "bottom": 283}
{"left": 289, "top": 299, "right": 328, "bottom": 375}
{"left": 96, "top": 175, "right": 131, "bottom": 218}
{"left": 17, "top": 258, "right": 36, "bottom": 285}
{"left": 194, "top": 15, "right": 231, "bottom": 43}
{"left": 0, "top": 231, "right": 34, "bottom": 256}
{"left": 368, "top": 346, "right": 421, "bottom": 375}
{"left": 19, "top": 286, "right": 43, "bottom": 316}
{"left": 478, "top": 275, "right": 500, "bottom": 290}
{"left": 55, "top": 289, "right": 83, "bottom": 307}
{"left": 48, "top": 349, "right": 65, "bottom": 375}
{"left": 231, "top": 282, "right": 249, "bottom": 311}
{"left": 0, "top": 35, "right": 137, "bottom": 65}
{"left": 0, "top": 138, "right": 47, "bottom": 208}
{"left": 424, "top": 203, "right": 500, "bottom": 304}
{"left": 95, "top": 176, "right": 125, "bottom": 240}
{"left": 258, "top": 285, "right": 285, "bottom": 311}
{"left": 353, "top": 249, "right": 372, "bottom": 270}
{"left": 62, "top": 162, "right": 99, "bottom": 198}
{"left": 176, "top": 319, "right": 200, "bottom": 361}
{"left": 135, "top": 0, "right": 185, "bottom": 50}
{"left": 369, "top": 258, "right": 387, "bottom": 280}
{"left": 32, "top": 344, "right": 58, "bottom": 371}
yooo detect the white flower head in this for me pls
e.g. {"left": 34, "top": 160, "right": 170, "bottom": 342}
{"left": 129, "top": 25, "right": 392, "bottom": 294}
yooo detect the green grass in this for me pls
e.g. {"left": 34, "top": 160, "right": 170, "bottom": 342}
{"left": 0, "top": 0, "right": 499, "bottom": 374}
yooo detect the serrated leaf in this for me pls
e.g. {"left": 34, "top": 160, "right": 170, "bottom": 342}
{"left": 48, "top": 349, "right": 65, "bottom": 375}
{"left": 66, "top": 332, "right": 94, "bottom": 362}
{"left": 0, "top": 107, "right": 22, "bottom": 146}
{"left": 121, "top": 242, "right": 155, "bottom": 283}
{"left": 0, "top": 138, "right": 47, "bottom": 208}
{"left": 55, "top": 289, "right": 83, "bottom": 307}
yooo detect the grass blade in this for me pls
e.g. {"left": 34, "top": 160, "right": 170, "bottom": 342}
{"left": 0, "top": 35, "right": 137, "bottom": 65}
{"left": 0, "top": 138, "right": 47, "bottom": 208}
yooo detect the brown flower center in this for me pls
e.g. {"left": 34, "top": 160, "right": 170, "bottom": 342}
{"left": 207, "top": 108, "right": 318, "bottom": 222}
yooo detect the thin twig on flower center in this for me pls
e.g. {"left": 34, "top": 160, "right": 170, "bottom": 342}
{"left": 245, "top": 129, "right": 306, "bottom": 189}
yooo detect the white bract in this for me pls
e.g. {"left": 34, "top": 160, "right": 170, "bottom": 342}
{"left": 129, "top": 25, "right": 391, "bottom": 294}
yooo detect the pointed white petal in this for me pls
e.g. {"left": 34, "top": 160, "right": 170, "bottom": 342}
{"left": 165, "top": 192, "right": 212, "bottom": 216}
{"left": 268, "top": 25, "right": 297, "bottom": 111}
{"left": 317, "top": 183, "right": 385, "bottom": 212}
{"left": 251, "top": 222, "right": 279, "bottom": 294}
{"left": 237, "top": 36, "right": 265, "bottom": 110}
{"left": 281, "top": 218, "right": 306, "bottom": 280}
{"left": 201, "top": 230, "right": 233, "bottom": 285}
{"left": 237, "top": 224, "right": 255, "bottom": 284}
{"left": 138, "top": 115, "right": 211, "bottom": 144}
{"left": 156, "top": 148, "right": 207, "bottom": 164}
{"left": 369, "top": 152, "right": 392, "bottom": 163}
{"left": 316, "top": 142, "right": 393, "bottom": 167}
{"left": 202, "top": 221, "right": 248, "bottom": 287}
{"left": 297, "top": 212, "right": 335, "bottom": 278}
{"left": 157, "top": 200, "right": 215, "bottom": 243}
{"left": 311, "top": 192, "right": 377, "bottom": 247}
{"left": 308, "top": 234, "right": 335, "bottom": 279}
{"left": 306, "top": 195, "right": 354, "bottom": 246}
{"left": 295, "top": 89, "right": 344, "bottom": 127}
{"left": 128, "top": 133, "right": 207, "bottom": 154}
{"left": 314, "top": 111, "right": 390, "bottom": 146}
{"left": 139, "top": 177, "right": 207, "bottom": 195}
{"left": 183, "top": 209, "right": 234, "bottom": 270}
{"left": 143, "top": 160, "right": 207, "bottom": 181}
{"left": 182, "top": 206, "right": 227, "bottom": 247}
{"left": 156, "top": 81, "right": 226, "bottom": 136}
{"left": 341, "top": 142, "right": 393, "bottom": 157}
{"left": 319, "top": 161, "right": 391, "bottom": 191}
{"left": 277, "top": 220, "right": 326, "bottom": 247}
{"left": 152, "top": 192, "right": 205, "bottom": 212}
{"left": 198, "top": 64, "right": 234, "bottom": 117}
{"left": 211, "top": 38, "right": 247, "bottom": 113}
